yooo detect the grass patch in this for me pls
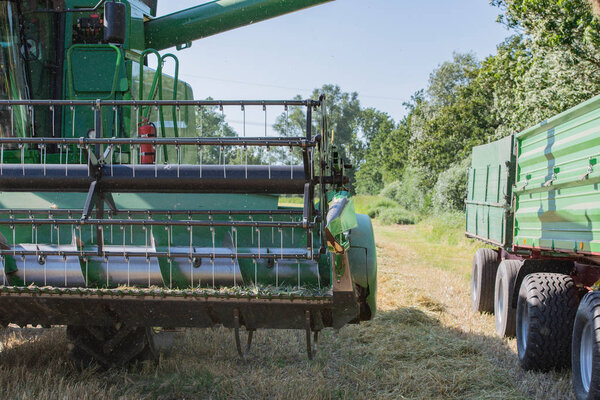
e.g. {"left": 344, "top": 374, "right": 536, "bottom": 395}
{"left": 278, "top": 196, "right": 303, "bottom": 208}
{"left": 359, "top": 196, "right": 419, "bottom": 225}
{"left": 418, "top": 211, "right": 466, "bottom": 246}
{"left": 352, "top": 195, "right": 380, "bottom": 215}
{"left": 278, "top": 195, "right": 419, "bottom": 225}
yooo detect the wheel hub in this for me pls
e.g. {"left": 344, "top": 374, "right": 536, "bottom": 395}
{"left": 472, "top": 266, "right": 479, "bottom": 304}
{"left": 581, "top": 320, "right": 593, "bottom": 394}
{"left": 496, "top": 277, "right": 504, "bottom": 327}
{"left": 518, "top": 300, "right": 529, "bottom": 353}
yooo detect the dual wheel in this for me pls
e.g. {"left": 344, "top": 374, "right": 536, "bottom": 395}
{"left": 471, "top": 248, "right": 520, "bottom": 337}
{"left": 572, "top": 292, "right": 600, "bottom": 400}
{"left": 515, "top": 273, "right": 600, "bottom": 400}
{"left": 471, "top": 248, "right": 600, "bottom": 400}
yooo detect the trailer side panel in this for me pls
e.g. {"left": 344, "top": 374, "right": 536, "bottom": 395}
{"left": 514, "top": 94, "right": 600, "bottom": 255}
{"left": 465, "top": 135, "right": 515, "bottom": 247}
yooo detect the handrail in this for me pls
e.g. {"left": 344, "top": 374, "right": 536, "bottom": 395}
{"left": 160, "top": 53, "right": 180, "bottom": 138}
{"left": 138, "top": 50, "right": 181, "bottom": 154}
{"left": 138, "top": 49, "right": 163, "bottom": 121}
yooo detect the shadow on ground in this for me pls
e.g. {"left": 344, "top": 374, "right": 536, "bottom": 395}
{"left": 0, "top": 305, "right": 572, "bottom": 399}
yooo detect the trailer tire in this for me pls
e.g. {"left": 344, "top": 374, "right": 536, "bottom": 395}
{"left": 572, "top": 291, "right": 600, "bottom": 400}
{"left": 67, "top": 325, "right": 157, "bottom": 369}
{"left": 471, "top": 248, "right": 499, "bottom": 313}
{"left": 494, "top": 260, "right": 521, "bottom": 337}
{"left": 516, "top": 273, "right": 578, "bottom": 371}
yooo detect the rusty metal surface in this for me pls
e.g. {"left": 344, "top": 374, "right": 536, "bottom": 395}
{"left": 0, "top": 286, "right": 336, "bottom": 330}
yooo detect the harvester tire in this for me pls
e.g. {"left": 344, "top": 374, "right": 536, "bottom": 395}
{"left": 572, "top": 291, "right": 600, "bottom": 400}
{"left": 67, "top": 325, "right": 157, "bottom": 369}
{"left": 494, "top": 260, "right": 521, "bottom": 337}
{"left": 471, "top": 248, "right": 499, "bottom": 313}
{"left": 516, "top": 273, "right": 578, "bottom": 371}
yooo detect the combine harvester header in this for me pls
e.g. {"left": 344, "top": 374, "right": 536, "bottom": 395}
{"left": 0, "top": 0, "right": 377, "bottom": 367}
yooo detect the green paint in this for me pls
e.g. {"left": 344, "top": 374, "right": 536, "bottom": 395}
{"left": 513, "top": 93, "right": 600, "bottom": 255}
{"left": 468, "top": 92, "right": 600, "bottom": 257}
{"left": 465, "top": 135, "right": 515, "bottom": 248}
{"left": 0, "top": 0, "right": 376, "bottom": 329}
{"left": 145, "top": 0, "right": 334, "bottom": 51}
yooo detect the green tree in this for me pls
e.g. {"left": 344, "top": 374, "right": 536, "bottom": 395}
{"left": 493, "top": 0, "right": 600, "bottom": 68}
{"left": 407, "top": 53, "right": 496, "bottom": 183}
{"left": 273, "top": 85, "right": 364, "bottom": 190}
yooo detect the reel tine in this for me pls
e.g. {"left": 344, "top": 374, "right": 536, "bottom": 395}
{"left": 222, "top": 145, "right": 226, "bottom": 178}
{"left": 241, "top": 104, "right": 245, "bottom": 137}
{"left": 253, "top": 259, "right": 257, "bottom": 288}
{"left": 263, "top": 103, "right": 267, "bottom": 137}
{"left": 9, "top": 106, "right": 13, "bottom": 138}
{"left": 29, "top": 106, "right": 35, "bottom": 137}
{"left": 177, "top": 145, "right": 181, "bottom": 178}
{"left": 297, "top": 261, "right": 301, "bottom": 290}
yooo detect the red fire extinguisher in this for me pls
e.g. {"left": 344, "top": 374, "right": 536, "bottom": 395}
{"left": 138, "top": 118, "right": 156, "bottom": 164}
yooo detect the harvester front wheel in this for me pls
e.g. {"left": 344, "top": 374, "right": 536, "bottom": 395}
{"left": 516, "top": 273, "right": 577, "bottom": 371}
{"left": 494, "top": 260, "right": 521, "bottom": 337}
{"left": 572, "top": 291, "right": 600, "bottom": 400}
{"left": 67, "top": 325, "right": 157, "bottom": 369}
{"left": 471, "top": 248, "right": 499, "bottom": 313}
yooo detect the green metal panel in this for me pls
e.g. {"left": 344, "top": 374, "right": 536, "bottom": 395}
{"left": 465, "top": 135, "right": 515, "bottom": 247}
{"left": 68, "top": 45, "right": 128, "bottom": 96}
{"left": 514, "top": 94, "right": 600, "bottom": 255}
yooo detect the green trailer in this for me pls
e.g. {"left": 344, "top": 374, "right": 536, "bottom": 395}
{"left": 467, "top": 93, "right": 600, "bottom": 400}
{"left": 0, "top": 0, "right": 377, "bottom": 367}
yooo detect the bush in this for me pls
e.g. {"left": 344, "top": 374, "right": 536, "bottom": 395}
{"left": 366, "top": 198, "right": 398, "bottom": 218}
{"left": 378, "top": 207, "right": 418, "bottom": 225}
{"left": 432, "top": 157, "right": 471, "bottom": 213}
{"left": 380, "top": 167, "right": 431, "bottom": 214}
{"left": 380, "top": 181, "right": 402, "bottom": 202}
{"left": 360, "top": 196, "right": 418, "bottom": 225}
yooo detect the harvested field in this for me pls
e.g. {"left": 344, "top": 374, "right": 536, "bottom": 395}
{"left": 0, "top": 219, "right": 573, "bottom": 399}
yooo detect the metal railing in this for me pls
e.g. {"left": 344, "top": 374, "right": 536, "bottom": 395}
{"left": 0, "top": 98, "right": 330, "bottom": 290}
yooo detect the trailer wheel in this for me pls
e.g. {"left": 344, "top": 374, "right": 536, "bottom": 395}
{"left": 494, "top": 260, "right": 521, "bottom": 337}
{"left": 516, "top": 273, "right": 577, "bottom": 371}
{"left": 67, "top": 325, "right": 157, "bottom": 369}
{"left": 572, "top": 291, "right": 600, "bottom": 400}
{"left": 471, "top": 248, "right": 499, "bottom": 313}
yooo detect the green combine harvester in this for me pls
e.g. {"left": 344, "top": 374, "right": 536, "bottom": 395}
{"left": 0, "top": 0, "right": 377, "bottom": 367}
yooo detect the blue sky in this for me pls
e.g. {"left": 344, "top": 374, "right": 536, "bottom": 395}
{"left": 156, "top": 0, "right": 511, "bottom": 123}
